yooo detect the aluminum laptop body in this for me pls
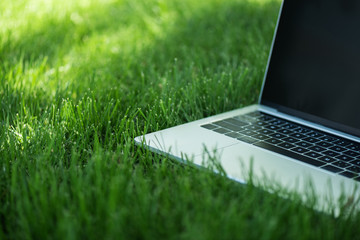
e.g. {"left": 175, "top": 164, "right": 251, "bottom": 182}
{"left": 135, "top": 1, "right": 360, "bottom": 210}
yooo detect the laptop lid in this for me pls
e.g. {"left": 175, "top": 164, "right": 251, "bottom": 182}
{"left": 259, "top": 0, "right": 360, "bottom": 138}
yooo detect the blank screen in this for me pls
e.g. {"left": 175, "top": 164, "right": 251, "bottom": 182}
{"left": 261, "top": 0, "right": 360, "bottom": 136}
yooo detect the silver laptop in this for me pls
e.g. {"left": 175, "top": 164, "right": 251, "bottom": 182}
{"left": 135, "top": 1, "right": 360, "bottom": 210}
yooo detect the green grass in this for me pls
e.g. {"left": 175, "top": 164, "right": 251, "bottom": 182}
{"left": 1, "top": 0, "right": 360, "bottom": 239}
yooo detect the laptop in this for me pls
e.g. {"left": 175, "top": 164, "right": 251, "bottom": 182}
{"left": 135, "top": 1, "right": 360, "bottom": 210}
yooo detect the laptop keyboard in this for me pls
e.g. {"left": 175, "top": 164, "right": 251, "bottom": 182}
{"left": 201, "top": 111, "right": 360, "bottom": 182}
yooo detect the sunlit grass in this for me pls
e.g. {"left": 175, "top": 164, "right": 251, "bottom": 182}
{"left": 1, "top": 0, "right": 275, "bottom": 98}
{"left": 2, "top": 0, "right": 360, "bottom": 239}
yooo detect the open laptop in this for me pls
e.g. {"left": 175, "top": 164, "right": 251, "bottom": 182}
{"left": 135, "top": 1, "right": 360, "bottom": 209}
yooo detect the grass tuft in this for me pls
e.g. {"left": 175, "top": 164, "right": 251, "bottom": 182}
{"left": 1, "top": 0, "right": 360, "bottom": 239}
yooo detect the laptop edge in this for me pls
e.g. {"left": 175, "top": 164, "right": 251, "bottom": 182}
{"left": 134, "top": 1, "right": 360, "bottom": 212}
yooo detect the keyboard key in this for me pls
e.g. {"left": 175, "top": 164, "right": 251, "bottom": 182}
{"left": 253, "top": 142, "right": 326, "bottom": 167}
{"left": 213, "top": 120, "right": 244, "bottom": 131}
{"left": 349, "top": 160, "right": 360, "bottom": 167}
{"left": 303, "top": 137, "right": 321, "bottom": 143}
{"left": 241, "top": 130, "right": 256, "bottom": 136}
{"left": 318, "top": 141, "right": 334, "bottom": 148}
{"left": 347, "top": 143, "right": 360, "bottom": 151}
{"left": 332, "top": 161, "right": 351, "bottom": 168}
{"left": 335, "top": 155, "right": 355, "bottom": 162}
{"left": 234, "top": 115, "right": 254, "bottom": 123}
{"left": 323, "top": 150, "right": 340, "bottom": 157}
{"left": 264, "top": 138, "right": 284, "bottom": 145}
{"left": 237, "top": 136, "right": 258, "bottom": 144}
{"left": 283, "top": 137, "right": 299, "bottom": 143}
{"left": 329, "top": 146, "right": 347, "bottom": 153}
{"left": 292, "top": 127, "right": 312, "bottom": 134}
{"left": 245, "top": 125, "right": 262, "bottom": 131}
{"left": 269, "top": 119, "right": 286, "bottom": 126}
{"left": 201, "top": 124, "right": 217, "bottom": 130}
{"left": 254, "top": 121, "right": 268, "bottom": 127}
{"left": 282, "top": 123, "right": 300, "bottom": 129}
{"left": 343, "top": 150, "right": 360, "bottom": 157}
{"left": 278, "top": 129, "right": 292, "bottom": 134}
{"left": 213, "top": 128, "right": 231, "bottom": 134}
{"left": 321, "top": 165, "right": 343, "bottom": 173}
{"left": 258, "top": 129, "right": 275, "bottom": 135}
{"left": 305, "top": 152, "right": 323, "bottom": 159}
{"left": 308, "top": 146, "right": 326, "bottom": 152}
{"left": 291, "top": 147, "right": 310, "bottom": 154}
{"left": 264, "top": 125, "right": 281, "bottom": 131}
{"left": 318, "top": 156, "right": 336, "bottom": 163}
{"left": 319, "top": 135, "right": 338, "bottom": 142}
{"left": 296, "top": 141, "right": 314, "bottom": 148}
{"left": 290, "top": 133, "right": 307, "bottom": 139}
{"left": 225, "top": 132, "right": 244, "bottom": 139}
{"left": 225, "top": 118, "right": 248, "bottom": 127}
{"left": 252, "top": 134, "right": 270, "bottom": 141}
{"left": 306, "top": 131, "right": 324, "bottom": 138}
{"left": 278, "top": 142, "right": 296, "bottom": 149}
{"left": 270, "top": 133, "right": 287, "bottom": 139}
{"left": 333, "top": 140, "right": 352, "bottom": 147}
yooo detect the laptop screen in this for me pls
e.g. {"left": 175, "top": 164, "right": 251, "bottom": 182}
{"left": 261, "top": 0, "right": 360, "bottom": 137}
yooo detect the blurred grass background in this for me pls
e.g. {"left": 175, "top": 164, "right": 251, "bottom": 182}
{"left": 1, "top": 0, "right": 360, "bottom": 239}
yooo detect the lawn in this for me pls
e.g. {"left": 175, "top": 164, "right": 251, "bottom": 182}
{"left": 1, "top": 0, "right": 360, "bottom": 239}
